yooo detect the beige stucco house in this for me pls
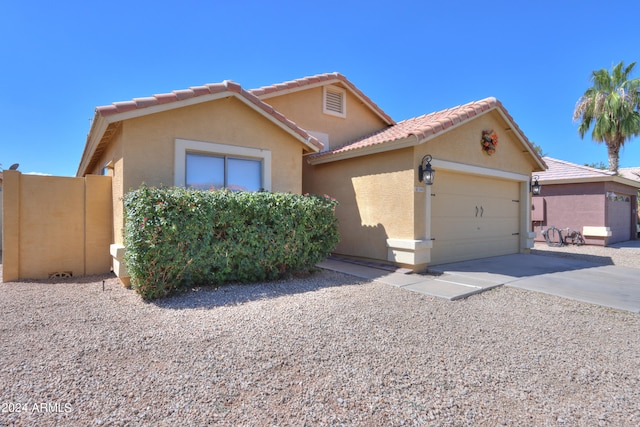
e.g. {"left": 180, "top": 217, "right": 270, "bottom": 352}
{"left": 76, "top": 72, "right": 546, "bottom": 281}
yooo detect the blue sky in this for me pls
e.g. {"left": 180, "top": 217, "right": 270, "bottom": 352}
{"left": 2, "top": 0, "right": 639, "bottom": 176}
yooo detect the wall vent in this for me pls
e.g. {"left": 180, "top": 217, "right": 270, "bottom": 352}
{"left": 49, "top": 271, "right": 73, "bottom": 279}
{"left": 323, "top": 85, "right": 346, "bottom": 118}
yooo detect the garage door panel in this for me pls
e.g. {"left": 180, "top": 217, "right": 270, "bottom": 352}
{"left": 431, "top": 234, "right": 519, "bottom": 265}
{"left": 431, "top": 194, "right": 475, "bottom": 217}
{"left": 481, "top": 218, "right": 519, "bottom": 235}
{"left": 432, "top": 218, "right": 487, "bottom": 240}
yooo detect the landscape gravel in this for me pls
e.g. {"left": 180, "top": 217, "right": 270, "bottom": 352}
{"left": 1, "top": 247, "right": 639, "bottom": 426}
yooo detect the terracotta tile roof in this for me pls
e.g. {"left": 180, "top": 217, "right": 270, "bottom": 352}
{"left": 92, "top": 80, "right": 323, "bottom": 151}
{"left": 250, "top": 72, "right": 395, "bottom": 125}
{"left": 619, "top": 167, "right": 640, "bottom": 182}
{"left": 535, "top": 157, "right": 616, "bottom": 181}
{"left": 311, "top": 97, "right": 545, "bottom": 168}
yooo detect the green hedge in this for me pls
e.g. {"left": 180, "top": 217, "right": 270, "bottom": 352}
{"left": 123, "top": 186, "right": 340, "bottom": 299}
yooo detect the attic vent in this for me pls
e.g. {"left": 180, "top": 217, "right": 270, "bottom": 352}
{"left": 323, "top": 85, "right": 346, "bottom": 118}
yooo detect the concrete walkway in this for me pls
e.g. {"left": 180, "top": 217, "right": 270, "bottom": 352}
{"left": 318, "top": 252, "right": 640, "bottom": 313}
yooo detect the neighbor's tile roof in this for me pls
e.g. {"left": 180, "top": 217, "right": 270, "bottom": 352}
{"left": 311, "top": 97, "right": 543, "bottom": 166}
{"left": 619, "top": 167, "right": 640, "bottom": 182}
{"left": 536, "top": 157, "right": 617, "bottom": 181}
{"left": 250, "top": 72, "right": 395, "bottom": 125}
{"left": 92, "top": 80, "right": 323, "bottom": 151}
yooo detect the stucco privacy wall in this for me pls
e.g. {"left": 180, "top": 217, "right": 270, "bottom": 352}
{"left": 2, "top": 170, "right": 112, "bottom": 282}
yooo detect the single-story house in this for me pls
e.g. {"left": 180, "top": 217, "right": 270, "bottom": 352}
{"left": 532, "top": 157, "right": 640, "bottom": 246}
{"left": 619, "top": 167, "right": 640, "bottom": 226}
{"left": 73, "top": 72, "right": 546, "bottom": 281}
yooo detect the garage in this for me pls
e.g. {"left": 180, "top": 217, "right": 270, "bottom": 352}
{"left": 430, "top": 170, "right": 521, "bottom": 265}
{"left": 306, "top": 95, "right": 546, "bottom": 271}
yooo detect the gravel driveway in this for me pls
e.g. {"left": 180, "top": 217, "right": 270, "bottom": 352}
{"left": 1, "top": 246, "right": 639, "bottom": 426}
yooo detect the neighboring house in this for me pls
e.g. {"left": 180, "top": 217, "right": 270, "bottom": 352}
{"left": 76, "top": 72, "right": 546, "bottom": 281}
{"left": 619, "top": 167, "right": 640, "bottom": 228}
{"left": 0, "top": 171, "right": 3, "bottom": 250}
{"left": 532, "top": 157, "right": 640, "bottom": 246}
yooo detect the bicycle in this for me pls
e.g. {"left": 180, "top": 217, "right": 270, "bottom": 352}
{"left": 540, "top": 226, "right": 585, "bottom": 247}
{"left": 562, "top": 228, "right": 585, "bottom": 246}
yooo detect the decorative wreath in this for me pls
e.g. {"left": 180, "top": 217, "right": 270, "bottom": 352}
{"left": 481, "top": 129, "right": 498, "bottom": 155}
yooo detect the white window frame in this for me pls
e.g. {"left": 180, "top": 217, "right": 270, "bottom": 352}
{"left": 323, "top": 85, "right": 346, "bottom": 118}
{"left": 174, "top": 138, "right": 272, "bottom": 191}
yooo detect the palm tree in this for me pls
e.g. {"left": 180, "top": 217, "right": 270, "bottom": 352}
{"left": 573, "top": 61, "right": 640, "bottom": 174}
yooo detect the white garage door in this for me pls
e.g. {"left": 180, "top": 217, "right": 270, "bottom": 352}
{"left": 430, "top": 170, "right": 521, "bottom": 265}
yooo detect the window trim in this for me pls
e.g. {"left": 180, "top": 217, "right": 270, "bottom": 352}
{"left": 174, "top": 138, "right": 271, "bottom": 191}
{"left": 323, "top": 85, "right": 346, "bottom": 118}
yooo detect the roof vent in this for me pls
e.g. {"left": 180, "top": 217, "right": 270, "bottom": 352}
{"left": 323, "top": 85, "right": 346, "bottom": 118}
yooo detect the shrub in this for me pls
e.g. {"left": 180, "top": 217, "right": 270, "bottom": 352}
{"left": 123, "top": 186, "right": 339, "bottom": 299}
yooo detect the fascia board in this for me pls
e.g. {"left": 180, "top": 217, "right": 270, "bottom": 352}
{"left": 541, "top": 176, "right": 640, "bottom": 188}
{"left": 77, "top": 114, "right": 110, "bottom": 177}
{"left": 493, "top": 108, "right": 547, "bottom": 172}
{"left": 103, "top": 91, "right": 235, "bottom": 122}
{"left": 307, "top": 136, "right": 416, "bottom": 165}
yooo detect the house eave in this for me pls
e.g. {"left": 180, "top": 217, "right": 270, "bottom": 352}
{"left": 308, "top": 105, "right": 547, "bottom": 171}
{"left": 492, "top": 108, "right": 547, "bottom": 172}
{"left": 77, "top": 113, "right": 111, "bottom": 177}
{"left": 308, "top": 136, "right": 417, "bottom": 165}
{"left": 77, "top": 90, "right": 321, "bottom": 176}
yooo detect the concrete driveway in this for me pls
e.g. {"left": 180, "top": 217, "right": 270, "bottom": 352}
{"left": 429, "top": 253, "right": 640, "bottom": 313}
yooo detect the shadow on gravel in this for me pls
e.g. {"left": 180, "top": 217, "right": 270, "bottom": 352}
{"left": 151, "top": 270, "right": 366, "bottom": 310}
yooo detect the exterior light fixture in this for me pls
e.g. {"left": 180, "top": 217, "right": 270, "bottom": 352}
{"left": 531, "top": 175, "right": 542, "bottom": 195}
{"left": 418, "top": 154, "right": 435, "bottom": 185}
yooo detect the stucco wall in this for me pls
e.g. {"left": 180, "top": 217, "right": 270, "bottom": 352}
{"left": 304, "top": 148, "right": 415, "bottom": 261}
{"left": 263, "top": 84, "right": 389, "bottom": 150}
{"left": 0, "top": 187, "right": 3, "bottom": 250}
{"left": 90, "top": 125, "right": 125, "bottom": 245}
{"left": 2, "top": 171, "right": 112, "bottom": 281}
{"left": 121, "top": 97, "right": 304, "bottom": 193}
{"left": 304, "top": 110, "right": 539, "bottom": 266}
{"left": 418, "top": 111, "right": 540, "bottom": 175}
{"left": 90, "top": 97, "right": 307, "bottom": 244}
{"left": 532, "top": 181, "right": 637, "bottom": 246}
{"left": 532, "top": 183, "right": 606, "bottom": 245}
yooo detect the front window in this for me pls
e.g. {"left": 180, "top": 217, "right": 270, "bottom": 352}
{"left": 174, "top": 139, "right": 271, "bottom": 191}
{"left": 186, "top": 153, "right": 262, "bottom": 191}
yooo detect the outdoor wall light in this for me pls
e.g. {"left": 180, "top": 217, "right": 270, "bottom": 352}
{"left": 418, "top": 154, "right": 436, "bottom": 185}
{"left": 531, "top": 175, "right": 542, "bottom": 195}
